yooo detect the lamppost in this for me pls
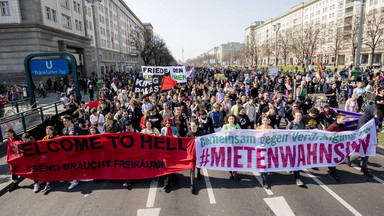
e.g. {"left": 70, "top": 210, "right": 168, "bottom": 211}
{"left": 134, "top": 26, "right": 142, "bottom": 69}
{"left": 352, "top": 0, "right": 366, "bottom": 79}
{"left": 273, "top": 23, "right": 281, "bottom": 67}
{"left": 86, "top": 0, "right": 104, "bottom": 99}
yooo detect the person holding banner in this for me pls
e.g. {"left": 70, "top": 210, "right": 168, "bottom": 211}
{"left": 286, "top": 111, "right": 305, "bottom": 186}
{"left": 357, "top": 105, "right": 377, "bottom": 178}
{"left": 256, "top": 115, "right": 273, "bottom": 188}
{"left": 141, "top": 120, "right": 160, "bottom": 136}
{"left": 61, "top": 115, "right": 83, "bottom": 190}
{"left": 5, "top": 129, "right": 22, "bottom": 192}
{"left": 160, "top": 117, "right": 180, "bottom": 192}
{"left": 222, "top": 114, "right": 241, "bottom": 181}
{"left": 40, "top": 126, "right": 61, "bottom": 192}
{"left": 326, "top": 113, "right": 348, "bottom": 181}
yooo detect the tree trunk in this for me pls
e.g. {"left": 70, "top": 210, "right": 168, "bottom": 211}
{"left": 370, "top": 48, "right": 375, "bottom": 66}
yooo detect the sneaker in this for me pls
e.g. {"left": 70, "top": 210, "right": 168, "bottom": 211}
{"left": 296, "top": 179, "right": 304, "bottom": 186}
{"left": 190, "top": 184, "right": 195, "bottom": 194}
{"left": 68, "top": 181, "right": 78, "bottom": 190}
{"left": 42, "top": 183, "right": 51, "bottom": 192}
{"left": 8, "top": 183, "right": 19, "bottom": 192}
{"left": 33, "top": 182, "right": 41, "bottom": 193}
{"left": 123, "top": 180, "right": 132, "bottom": 187}
{"left": 262, "top": 178, "right": 269, "bottom": 189}
{"left": 362, "top": 168, "right": 374, "bottom": 177}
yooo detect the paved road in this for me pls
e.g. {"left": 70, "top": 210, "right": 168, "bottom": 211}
{"left": 0, "top": 149, "right": 383, "bottom": 216}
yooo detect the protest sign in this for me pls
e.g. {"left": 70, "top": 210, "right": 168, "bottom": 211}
{"left": 7, "top": 133, "right": 196, "bottom": 181}
{"left": 142, "top": 66, "right": 187, "bottom": 83}
{"left": 214, "top": 74, "right": 225, "bottom": 79}
{"left": 268, "top": 67, "right": 278, "bottom": 77}
{"left": 195, "top": 119, "right": 377, "bottom": 172}
{"left": 133, "top": 74, "right": 164, "bottom": 96}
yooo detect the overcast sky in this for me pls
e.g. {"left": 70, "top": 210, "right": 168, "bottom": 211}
{"left": 125, "top": 0, "right": 305, "bottom": 62}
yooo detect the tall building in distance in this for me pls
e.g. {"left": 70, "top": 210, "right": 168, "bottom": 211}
{"left": 0, "top": 0, "right": 152, "bottom": 82}
{"left": 245, "top": 0, "right": 384, "bottom": 67}
{"left": 188, "top": 42, "right": 245, "bottom": 66}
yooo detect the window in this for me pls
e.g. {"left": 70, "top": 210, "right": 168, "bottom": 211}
{"left": 46, "top": 7, "right": 51, "bottom": 20}
{"left": 75, "top": 20, "right": 82, "bottom": 31}
{"left": 60, "top": 0, "right": 69, "bottom": 9}
{"left": 62, "top": 14, "right": 71, "bottom": 29}
{"left": 52, "top": 9, "right": 56, "bottom": 22}
{"left": 1, "top": 1, "right": 10, "bottom": 16}
{"left": 73, "top": 1, "right": 81, "bottom": 13}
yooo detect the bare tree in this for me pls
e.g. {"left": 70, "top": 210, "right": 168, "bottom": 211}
{"left": 364, "top": 12, "right": 384, "bottom": 66}
{"left": 278, "top": 29, "right": 292, "bottom": 66}
{"left": 329, "top": 25, "right": 344, "bottom": 65}
{"left": 344, "top": 19, "right": 359, "bottom": 65}
{"left": 290, "top": 22, "right": 322, "bottom": 66}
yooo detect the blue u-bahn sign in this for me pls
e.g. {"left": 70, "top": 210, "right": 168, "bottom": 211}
{"left": 30, "top": 59, "right": 70, "bottom": 76}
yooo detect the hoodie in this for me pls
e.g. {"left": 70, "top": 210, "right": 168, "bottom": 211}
{"left": 357, "top": 105, "right": 376, "bottom": 128}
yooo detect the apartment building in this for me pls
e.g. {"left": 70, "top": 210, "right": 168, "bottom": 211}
{"left": 190, "top": 42, "right": 245, "bottom": 66}
{"left": 245, "top": 0, "right": 384, "bottom": 67}
{"left": 0, "top": 0, "right": 151, "bottom": 83}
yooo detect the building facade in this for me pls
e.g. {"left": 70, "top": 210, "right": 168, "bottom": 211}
{"left": 245, "top": 0, "right": 384, "bottom": 67}
{"left": 0, "top": 0, "right": 150, "bottom": 83}
{"left": 189, "top": 42, "right": 245, "bottom": 66}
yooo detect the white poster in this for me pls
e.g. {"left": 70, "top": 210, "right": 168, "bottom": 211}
{"left": 268, "top": 67, "right": 278, "bottom": 77}
{"left": 142, "top": 66, "right": 187, "bottom": 83}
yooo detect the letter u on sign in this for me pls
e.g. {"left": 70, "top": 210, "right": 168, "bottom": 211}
{"left": 46, "top": 61, "right": 53, "bottom": 69}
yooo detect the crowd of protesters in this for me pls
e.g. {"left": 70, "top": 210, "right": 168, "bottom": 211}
{"left": 4, "top": 65, "right": 384, "bottom": 194}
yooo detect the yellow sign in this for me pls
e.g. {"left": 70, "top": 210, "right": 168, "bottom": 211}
{"left": 214, "top": 74, "right": 225, "bottom": 78}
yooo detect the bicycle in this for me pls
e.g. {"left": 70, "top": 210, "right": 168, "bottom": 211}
{"left": 4, "top": 101, "right": 39, "bottom": 116}
{"left": 360, "top": 93, "right": 374, "bottom": 113}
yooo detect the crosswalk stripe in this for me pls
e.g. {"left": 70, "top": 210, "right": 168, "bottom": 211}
{"left": 303, "top": 169, "right": 362, "bottom": 216}
{"left": 202, "top": 169, "right": 216, "bottom": 204}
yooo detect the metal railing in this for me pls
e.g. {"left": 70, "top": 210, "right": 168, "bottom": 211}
{"left": 0, "top": 101, "right": 65, "bottom": 142}
{"left": 2, "top": 98, "right": 32, "bottom": 116}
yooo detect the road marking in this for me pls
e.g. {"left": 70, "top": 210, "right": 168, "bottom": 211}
{"left": 303, "top": 169, "right": 362, "bottom": 216}
{"left": 84, "top": 194, "right": 90, "bottom": 197}
{"left": 253, "top": 172, "right": 273, "bottom": 196}
{"left": 202, "top": 169, "right": 216, "bottom": 204}
{"left": 137, "top": 208, "right": 161, "bottom": 216}
{"left": 351, "top": 166, "right": 384, "bottom": 184}
{"left": 264, "top": 196, "right": 295, "bottom": 216}
{"left": 146, "top": 179, "right": 158, "bottom": 208}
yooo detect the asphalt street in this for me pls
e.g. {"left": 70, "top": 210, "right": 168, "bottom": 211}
{"left": 0, "top": 149, "right": 383, "bottom": 216}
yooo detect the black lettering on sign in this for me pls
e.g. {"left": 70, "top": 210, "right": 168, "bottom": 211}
{"left": 60, "top": 139, "right": 74, "bottom": 152}
{"left": 74, "top": 138, "right": 89, "bottom": 151}
{"left": 107, "top": 136, "right": 119, "bottom": 148}
{"left": 89, "top": 137, "right": 103, "bottom": 149}
{"left": 20, "top": 143, "right": 34, "bottom": 156}
{"left": 120, "top": 135, "right": 134, "bottom": 148}
{"left": 47, "top": 141, "right": 59, "bottom": 152}
{"left": 141, "top": 135, "right": 152, "bottom": 149}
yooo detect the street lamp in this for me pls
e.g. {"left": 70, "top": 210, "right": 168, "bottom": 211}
{"left": 134, "top": 26, "right": 142, "bottom": 69}
{"left": 273, "top": 23, "right": 281, "bottom": 67}
{"left": 352, "top": 0, "right": 366, "bottom": 79}
{"left": 86, "top": 0, "right": 104, "bottom": 99}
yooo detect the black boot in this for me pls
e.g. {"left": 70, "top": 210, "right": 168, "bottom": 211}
{"left": 8, "top": 182, "right": 19, "bottom": 192}
{"left": 190, "top": 184, "right": 195, "bottom": 194}
{"left": 197, "top": 169, "right": 202, "bottom": 180}
{"left": 346, "top": 156, "right": 351, "bottom": 167}
{"left": 362, "top": 168, "right": 373, "bottom": 177}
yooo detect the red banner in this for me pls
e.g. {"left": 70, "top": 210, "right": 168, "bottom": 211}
{"left": 7, "top": 133, "right": 196, "bottom": 182}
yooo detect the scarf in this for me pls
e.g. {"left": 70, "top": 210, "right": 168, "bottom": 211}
{"left": 164, "top": 117, "right": 173, "bottom": 136}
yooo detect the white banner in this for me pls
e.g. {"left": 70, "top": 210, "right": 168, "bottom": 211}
{"left": 195, "top": 119, "right": 377, "bottom": 172}
{"left": 142, "top": 66, "right": 187, "bottom": 83}
{"left": 268, "top": 67, "right": 278, "bottom": 77}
